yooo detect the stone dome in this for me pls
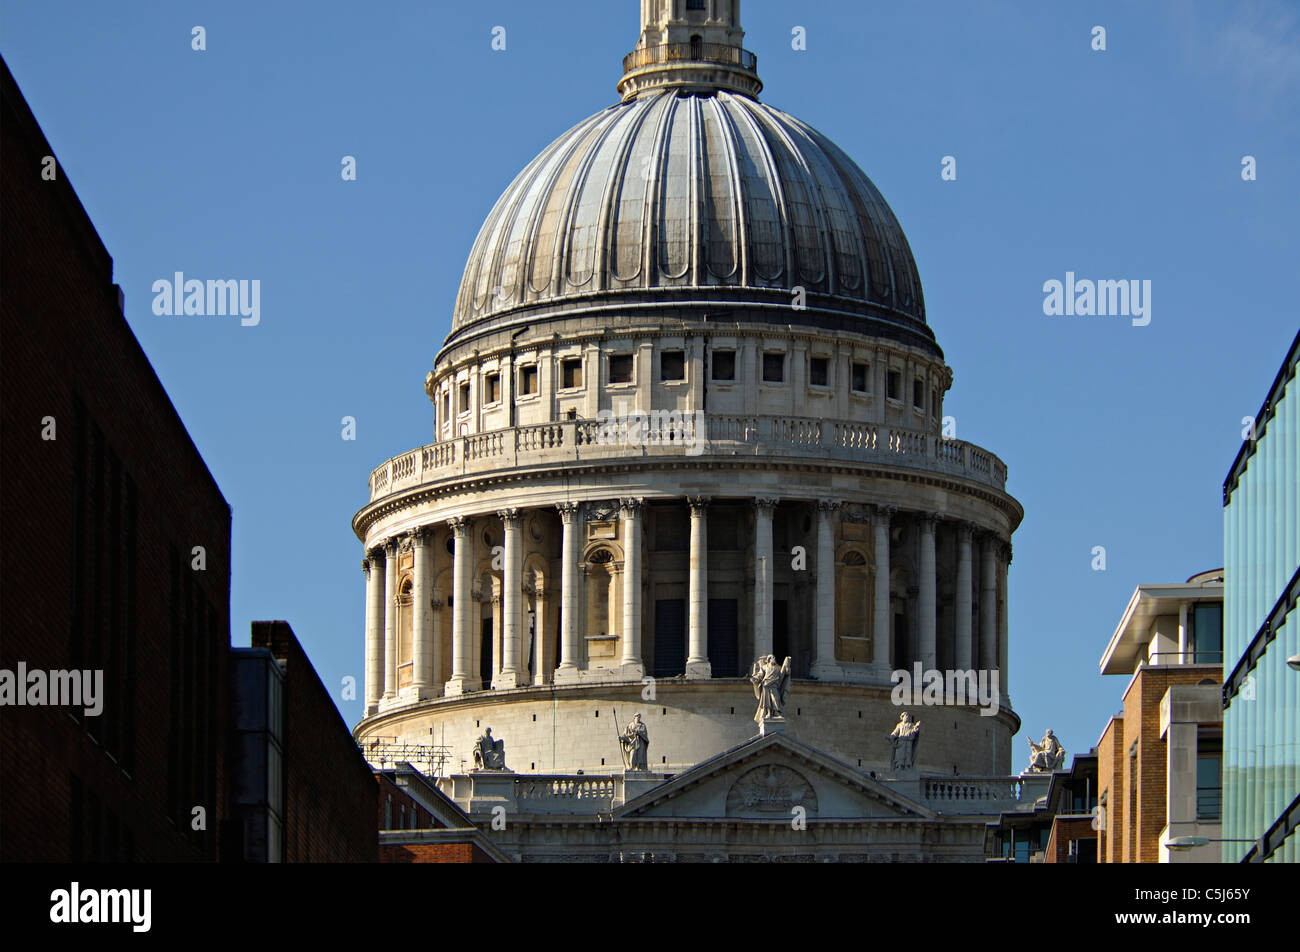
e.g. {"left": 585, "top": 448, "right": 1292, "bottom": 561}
{"left": 449, "top": 89, "right": 927, "bottom": 341}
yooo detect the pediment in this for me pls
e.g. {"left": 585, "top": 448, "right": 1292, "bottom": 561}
{"left": 615, "top": 733, "right": 933, "bottom": 821}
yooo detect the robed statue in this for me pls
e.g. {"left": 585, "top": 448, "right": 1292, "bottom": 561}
{"left": 750, "top": 655, "right": 791, "bottom": 725}
{"left": 1025, "top": 729, "right": 1066, "bottom": 773}
{"left": 889, "top": 712, "right": 921, "bottom": 771}
{"left": 473, "top": 727, "right": 507, "bottom": 770}
{"left": 619, "top": 713, "right": 649, "bottom": 771}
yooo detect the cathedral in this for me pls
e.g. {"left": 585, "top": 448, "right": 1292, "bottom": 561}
{"left": 353, "top": 0, "right": 1030, "bottom": 861}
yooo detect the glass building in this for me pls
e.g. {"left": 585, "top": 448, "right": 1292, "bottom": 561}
{"left": 1222, "top": 329, "right": 1300, "bottom": 863}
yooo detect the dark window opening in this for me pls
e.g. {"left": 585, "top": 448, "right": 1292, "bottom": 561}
{"left": 661, "top": 350, "right": 685, "bottom": 381}
{"left": 851, "top": 362, "right": 869, "bottom": 393}
{"left": 809, "top": 357, "right": 829, "bottom": 387}
{"left": 458, "top": 383, "right": 471, "bottom": 414}
{"left": 561, "top": 358, "right": 583, "bottom": 389}
{"left": 913, "top": 379, "right": 924, "bottom": 408}
{"left": 484, "top": 373, "right": 501, "bottom": 404}
{"left": 519, "top": 365, "right": 538, "bottom": 396}
{"left": 763, "top": 352, "right": 785, "bottom": 383}
{"left": 887, "top": 371, "right": 901, "bottom": 401}
{"left": 609, "top": 354, "right": 634, "bottom": 384}
{"left": 712, "top": 350, "right": 736, "bottom": 381}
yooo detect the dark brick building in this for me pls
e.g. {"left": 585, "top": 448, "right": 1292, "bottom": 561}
{"left": 1, "top": 55, "right": 233, "bottom": 862}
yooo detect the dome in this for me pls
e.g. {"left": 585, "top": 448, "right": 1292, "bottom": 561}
{"left": 449, "top": 89, "right": 927, "bottom": 341}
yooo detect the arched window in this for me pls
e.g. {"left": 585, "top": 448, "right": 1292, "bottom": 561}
{"left": 690, "top": 33, "right": 703, "bottom": 59}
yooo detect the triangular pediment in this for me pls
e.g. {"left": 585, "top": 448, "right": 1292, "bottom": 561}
{"left": 615, "top": 733, "right": 934, "bottom": 821}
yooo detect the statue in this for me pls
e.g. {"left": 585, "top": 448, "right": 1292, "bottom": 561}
{"left": 1025, "top": 729, "right": 1066, "bottom": 773}
{"left": 889, "top": 712, "right": 921, "bottom": 771}
{"left": 619, "top": 713, "right": 649, "bottom": 771}
{"left": 472, "top": 727, "right": 507, "bottom": 770}
{"left": 749, "top": 655, "right": 791, "bottom": 726}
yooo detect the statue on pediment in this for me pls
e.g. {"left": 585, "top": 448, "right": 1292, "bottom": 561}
{"left": 619, "top": 713, "right": 649, "bottom": 771}
{"left": 473, "top": 727, "right": 507, "bottom": 770}
{"left": 889, "top": 712, "right": 921, "bottom": 771}
{"left": 750, "top": 655, "right": 791, "bottom": 726}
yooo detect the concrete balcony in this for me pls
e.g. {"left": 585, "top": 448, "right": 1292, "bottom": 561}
{"left": 364, "top": 415, "right": 1010, "bottom": 506}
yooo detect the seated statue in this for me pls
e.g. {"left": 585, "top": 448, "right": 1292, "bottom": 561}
{"left": 473, "top": 727, "right": 507, "bottom": 771}
{"left": 1025, "top": 729, "right": 1066, "bottom": 773}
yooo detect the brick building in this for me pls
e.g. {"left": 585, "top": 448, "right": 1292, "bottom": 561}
{"left": 1094, "top": 571, "right": 1224, "bottom": 862}
{"left": 375, "top": 763, "right": 506, "bottom": 863}
{"left": 1, "top": 54, "right": 232, "bottom": 862}
{"left": 984, "top": 752, "right": 1098, "bottom": 863}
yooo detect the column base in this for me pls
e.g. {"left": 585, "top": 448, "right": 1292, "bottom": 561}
{"left": 552, "top": 665, "right": 582, "bottom": 685}
{"left": 684, "top": 660, "right": 712, "bottom": 680}
{"left": 809, "top": 661, "right": 843, "bottom": 681}
{"left": 443, "top": 676, "right": 482, "bottom": 697}
{"left": 618, "top": 661, "right": 646, "bottom": 682}
{"left": 759, "top": 715, "right": 787, "bottom": 737}
{"left": 494, "top": 671, "right": 527, "bottom": 690}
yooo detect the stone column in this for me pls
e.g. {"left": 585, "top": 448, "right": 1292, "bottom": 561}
{"left": 686, "top": 496, "right": 712, "bottom": 679}
{"left": 998, "top": 542, "right": 1011, "bottom": 695}
{"left": 383, "top": 538, "right": 399, "bottom": 701}
{"left": 872, "top": 505, "right": 894, "bottom": 669}
{"left": 364, "top": 549, "right": 384, "bottom": 714}
{"left": 445, "top": 517, "right": 477, "bottom": 695}
{"left": 753, "top": 498, "right": 778, "bottom": 659}
{"left": 811, "top": 500, "right": 842, "bottom": 679}
{"left": 918, "top": 515, "right": 937, "bottom": 671}
{"left": 411, "top": 528, "right": 434, "bottom": 698}
{"left": 980, "top": 535, "right": 997, "bottom": 671}
{"left": 494, "top": 509, "right": 523, "bottom": 689}
{"left": 955, "top": 522, "right": 973, "bottom": 671}
{"left": 555, "top": 502, "right": 582, "bottom": 683}
{"left": 620, "top": 499, "right": 645, "bottom": 679}
{"left": 532, "top": 584, "right": 548, "bottom": 686}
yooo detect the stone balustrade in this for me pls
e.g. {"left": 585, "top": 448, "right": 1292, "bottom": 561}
{"left": 366, "top": 415, "right": 1010, "bottom": 504}
{"left": 922, "top": 774, "right": 1052, "bottom": 812}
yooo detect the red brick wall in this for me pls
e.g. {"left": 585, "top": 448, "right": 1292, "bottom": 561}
{"left": 1044, "top": 817, "right": 1096, "bottom": 863}
{"left": 1096, "top": 716, "right": 1124, "bottom": 863}
{"left": 379, "top": 842, "right": 492, "bottom": 864}
{"left": 1, "top": 56, "right": 231, "bottom": 863}
{"left": 377, "top": 774, "right": 442, "bottom": 831}
{"left": 250, "top": 622, "right": 377, "bottom": 862}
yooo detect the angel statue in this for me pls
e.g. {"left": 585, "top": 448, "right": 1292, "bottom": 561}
{"left": 1025, "top": 729, "right": 1066, "bottom": 773}
{"left": 750, "top": 654, "right": 792, "bottom": 726}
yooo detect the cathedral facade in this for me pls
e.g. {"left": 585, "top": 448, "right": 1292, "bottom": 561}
{"left": 353, "top": 1, "right": 1027, "bottom": 861}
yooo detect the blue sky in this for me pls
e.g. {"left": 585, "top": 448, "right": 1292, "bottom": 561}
{"left": 3, "top": 0, "right": 1296, "bottom": 761}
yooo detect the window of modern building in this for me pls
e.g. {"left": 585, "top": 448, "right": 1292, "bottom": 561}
{"left": 763, "top": 352, "right": 785, "bottom": 383}
{"left": 887, "top": 370, "right": 901, "bottom": 401}
{"left": 484, "top": 372, "right": 501, "bottom": 404}
{"left": 661, "top": 350, "right": 685, "bottom": 381}
{"left": 913, "top": 378, "right": 924, "bottom": 409}
{"left": 458, "top": 382, "right": 471, "bottom": 414}
{"left": 609, "top": 354, "right": 634, "bottom": 384}
{"left": 561, "top": 357, "right": 583, "bottom": 389}
{"left": 1197, "top": 738, "right": 1222, "bottom": 821}
{"left": 809, "top": 356, "right": 829, "bottom": 387}
{"left": 712, "top": 350, "right": 736, "bottom": 381}
{"left": 1192, "top": 602, "right": 1223, "bottom": 663}
{"left": 851, "top": 361, "right": 869, "bottom": 393}
{"left": 519, "top": 364, "right": 538, "bottom": 396}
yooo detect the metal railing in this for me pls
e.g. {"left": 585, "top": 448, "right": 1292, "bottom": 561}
{"left": 623, "top": 42, "right": 758, "bottom": 74}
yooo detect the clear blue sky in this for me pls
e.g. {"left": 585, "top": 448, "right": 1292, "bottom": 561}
{"left": 3, "top": 0, "right": 1296, "bottom": 761}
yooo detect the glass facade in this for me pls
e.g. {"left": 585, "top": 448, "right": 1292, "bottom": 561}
{"left": 1222, "top": 332, "right": 1299, "bottom": 863}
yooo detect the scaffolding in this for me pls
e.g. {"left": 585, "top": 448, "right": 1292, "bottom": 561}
{"left": 358, "top": 736, "right": 456, "bottom": 778}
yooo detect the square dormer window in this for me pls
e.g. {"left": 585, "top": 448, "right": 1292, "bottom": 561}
{"left": 484, "top": 373, "right": 500, "bottom": 405}
{"left": 609, "top": 354, "right": 634, "bottom": 384}
{"left": 712, "top": 350, "right": 736, "bottom": 381}
{"left": 561, "top": 358, "right": 583, "bottom": 390}
{"left": 809, "top": 357, "right": 829, "bottom": 388}
{"left": 763, "top": 352, "right": 785, "bottom": 383}
{"left": 851, "top": 362, "right": 869, "bottom": 393}
{"left": 519, "top": 364, "right": 538, "bottom": 396}
{"left": 661, "top": 350, "right": 685, "bottom": 381}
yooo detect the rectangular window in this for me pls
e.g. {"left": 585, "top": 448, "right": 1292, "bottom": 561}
{"left": 561, "top": 357, "right": 583, "bottom": 390}
{"left": 484, "top": 373, "right": 500, "bottom": 405}
{"left": 458, "top": 382, "right": 471, "bottom": 414}
{"left": 1192, "top": 602, "right": 1223, "bottom": 663}
{"left": 609, "top": 354, "right": 634, "bottom": 384}
{"left": 519, "top": 364, "right": 538, "bottom": 396}
{"left": 1197, "top": 739, "right": 1222, "bottom": 820}
{"left": 913, "top": 379, "right": 924, "bottom": 409}
{"left": 932, "top": 388, "right": 939, "bottom": 418}
{"left": 809, "top": 357, "right": 829, "bottom": 387}
{"left": 851, "top": 362, "right": 869, "bottom": 393}
{"left": 887, "top": 370, "right": 901, "bottom": 401}
{"left": 763, "top": 352, "right": 785, "bottom": 383}
{"left": 711, "top": 350, "right": 736, "bottom": 381}
{"left": 441, "top": 392, "right": 450, "bottom": 421}
{"left": 661, "top": 350, "right": 685, "bottom": 381}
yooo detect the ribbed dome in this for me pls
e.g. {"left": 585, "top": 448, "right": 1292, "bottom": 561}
{"left": 450, "top": 90, "right": 926, "bottom": 337}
